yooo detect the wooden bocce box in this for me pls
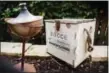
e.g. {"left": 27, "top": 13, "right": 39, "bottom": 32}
{"left": 45, "top": 19, "right": 96, "bottom": 68}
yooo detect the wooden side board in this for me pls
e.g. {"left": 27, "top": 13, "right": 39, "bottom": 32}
{"left": 0, "top": 42, "right": 107, "bottom": 61}
{"left": 0, "top": 42, "right": 50, "bottom": 57}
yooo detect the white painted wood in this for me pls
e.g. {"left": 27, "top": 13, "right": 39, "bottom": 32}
{"left": 1, "top": 42, "right": 32, "bottom": 54}
{"left": 74, "top": 20, "right": 96, "bottom": 67}
{"left": 91, "top": 46, "right": 108, "bottom": 61}
{"left": 0, "top": 42, "right": 107, "bottom": 60}
{"left": 25, "top": 45, "right": 50, "bottom": 57}
{"left": 45, "top": 21, "right": 78, "bottom": 65}
{"left": 45, "top": 19, "right": 96, "bottom": 68}
{"left": 1, "top": 42, "right": 50, "bottom": 57}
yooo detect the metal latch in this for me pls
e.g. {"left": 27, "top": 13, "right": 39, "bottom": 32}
{"left": 55, "top": 20, "right": 60, "bottom": 31}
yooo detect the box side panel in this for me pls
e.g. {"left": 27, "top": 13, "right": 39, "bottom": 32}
{"left": 45, "top": 21, "right": 78, "bottom": 65}
{"left": 74, "top": 21, "right": 96, "bottom": 68}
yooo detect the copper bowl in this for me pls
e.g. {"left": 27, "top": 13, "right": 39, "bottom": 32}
{"left": 5, "top": 18, "right": 43, "bottom": 38}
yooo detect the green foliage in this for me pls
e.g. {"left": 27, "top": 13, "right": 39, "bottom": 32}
{"left": 27, "top": 1, "right": 97, "bottom": 19}
{"left": 0, "top": 1, "right": 102, "bottom": 43}
{"left": 0, "top": 1, "right": 97, "bottom": 19}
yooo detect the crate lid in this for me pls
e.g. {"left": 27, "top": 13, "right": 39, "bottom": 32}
{"left": 45, "top": 19, "right": 95, "bottom": 24}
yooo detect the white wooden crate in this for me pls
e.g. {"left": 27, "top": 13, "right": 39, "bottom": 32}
{"left": 45, "top": 19, "right": 96, "bottom": 68}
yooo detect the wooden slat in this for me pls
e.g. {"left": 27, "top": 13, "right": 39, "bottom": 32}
{"left": 0, "top": 42, "right": 50, "bottom": 57}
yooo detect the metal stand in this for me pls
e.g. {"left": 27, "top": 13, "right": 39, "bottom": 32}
{"left": 4, "top": 3, "right": 41, "bottom": 72}
{"left": 14, "top": 37, "right": 36, "bottom": 72}
{"left": 21, "top": 38, "right": 26, "bottom": 71}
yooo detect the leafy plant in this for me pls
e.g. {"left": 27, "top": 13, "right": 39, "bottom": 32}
{"left": 0, "top": 1, "right": 107, "bottom": 45}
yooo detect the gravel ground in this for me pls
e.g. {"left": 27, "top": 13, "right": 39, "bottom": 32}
{"left": 2, "top": 55, "right": 108, "bottom": 73}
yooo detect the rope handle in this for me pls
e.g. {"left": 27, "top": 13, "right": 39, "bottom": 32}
{"left": 84, "top": 28, "right": 93, "bottom": 70}
{"left": 84, "top": 28, "right": 93, "bottom": 52}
